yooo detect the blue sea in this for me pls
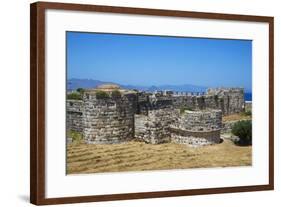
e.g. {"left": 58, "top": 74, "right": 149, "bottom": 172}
{"left": 244, "top": 92, "right": 252, "bottom": 101}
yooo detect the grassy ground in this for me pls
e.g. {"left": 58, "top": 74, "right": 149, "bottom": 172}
{"left": 222, "top": 113, "right": 251, "bottom": 122}
{"left": 67, "top": 139, "right": 252, "bottom": 174}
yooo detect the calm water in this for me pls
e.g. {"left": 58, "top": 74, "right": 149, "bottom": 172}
{"left": 244, "top": 92, "right": 252, "bottom": 101}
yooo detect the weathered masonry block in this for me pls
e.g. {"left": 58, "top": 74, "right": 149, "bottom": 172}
{"left": 206, "top": 88, "right": 245, "bottom": 114}
{"left": 136, "top": 88, "right": 244, "bottom": 116}
{"left": 134, "top": 108, "right": 179, "bottom": 144}
{"left": 82, "top": 85, "right": 137, "bottom": 144}
{"left": 66, "top": 84, "right": 243, "bottom": 146}
{"left": 170, "top": 109, "right": 222, "bottom": 146}
{"left": 66, "top": 100, "right": 84, "bottom": 133}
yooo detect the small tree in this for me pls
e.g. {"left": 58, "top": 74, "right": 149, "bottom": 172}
{"left": 76, "top": 88, "right": 85, "bottom": 94}
{"left": 67, "top": 92, "right": 82, "bottom": 100}
{"left": 95, "top": 90, "right": 109, "bottom": 99}
{"left": 231, "top": 120, "right": 252, "bottom": 145}
{"left": 111, "top": 90, "right": 121, "bottom": 99}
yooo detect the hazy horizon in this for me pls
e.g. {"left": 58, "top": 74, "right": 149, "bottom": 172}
{"left": 67, "top": 77, "right": 251, "bottom": 92}
{"left": 67, "top": 32, "right": 252, "bottom": 92}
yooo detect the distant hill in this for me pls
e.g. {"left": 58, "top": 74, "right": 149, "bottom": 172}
{"left": 67, "top": 78, "right": 207, "bottom": 92}
{"left": 67, "top": 79, "right": 111, "bottom": 90}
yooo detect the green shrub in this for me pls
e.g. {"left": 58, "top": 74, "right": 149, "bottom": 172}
{"left": 67, "top": 130, "right": 83, "bottom": 143}
{"left": 239, "top": 110, "right": 252, "bottom": 117}
{"left": 95, "top": 90, "right": 109, "bottom": 99}
{"left": 67, "top": 92, "right": 82, "bottom": 100}
{"left": 214, "top": 95, "right": 219, "bottom": 101}
{"left": 76, "top": 88, "right": 85, "bottom": 94}
{"left": 111, "top": 90, "right": 121, "bottom": 98}
{"left": 231, "top": 120, "right": 252, "bottom": 145}
{"left": 180, "top": 106, "right": 194, "bottom": 114}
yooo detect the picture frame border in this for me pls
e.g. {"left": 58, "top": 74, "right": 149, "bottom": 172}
{"left": 30, "top": 1, "right": 274, "bottom": 205}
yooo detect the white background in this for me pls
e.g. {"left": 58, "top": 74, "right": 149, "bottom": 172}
{"left": 46, "top": 10, "right": 269, "bottom": 198}
{"left": 0, "top": 0, "right": 279, "bottom": 206}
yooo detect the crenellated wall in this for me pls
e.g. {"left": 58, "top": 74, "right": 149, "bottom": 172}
{"left": 66, "top": 86, "right": 244, "bottom": 146}
{"left": 137, "top": 93, "right": 174, "bottom": 115}
{"left": 136, "top": 88, "right": 244, "bottom": 115}
{"left": 206, "top": 88, "right": 245, "bottom": 114}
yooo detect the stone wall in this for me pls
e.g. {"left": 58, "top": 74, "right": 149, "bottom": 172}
{"left": 134, "top": 108, "right": 179, "bottom": 144}
{"left": 135, "top": 108, "right": 222, "bottom": 146}
{"left": 221, "top": 121, "right": 237, "bottom": 133}
{"left": 66, "top": 86, "right": 243, "bottom": 146}
{"left": 66, "top": 100, "right": 83, "bottom": 132}
{"left": 136, "top": 88, "right": 244, "bottom": 116}
{"left": 174, "top": 110, "right": 222, "bottom": 131}
{"left": 170, "top": 128, "right": 221, "bottom": 146}
{"left": 137, "top": 93, "right": 173, "bottom": 115}
{"left": 170, "top": 110, "right": 222, "bottom": 146}
{"left": 83, "top": 90, "right": 137, "bottom": 144}
{"left": 207, "top": 88, "right": 245, "bottom": 114}
{"left": 221, "top": 119, "right": 251, "bottom": 134}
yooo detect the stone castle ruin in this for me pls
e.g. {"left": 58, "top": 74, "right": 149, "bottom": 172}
{"left": 67, "top": 84, "right": 244, "bottom": 146}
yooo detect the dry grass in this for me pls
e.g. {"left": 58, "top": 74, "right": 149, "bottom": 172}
{"left": 67, "top": 139, "right": 251, "bottom": 174}
{"left": 223, "top": 113, "right": 251, "bottom": 122}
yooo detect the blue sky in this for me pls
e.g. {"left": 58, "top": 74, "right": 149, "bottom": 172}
{"left": 67, "top": 32, "right": 252, "bottom": 91}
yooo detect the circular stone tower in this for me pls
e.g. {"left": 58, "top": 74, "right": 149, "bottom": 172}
{"left": 82, "top": 84, "right": 137, "bottom": 144}
{"left": 170, "top": 109, "right": 222, "bottom": 146}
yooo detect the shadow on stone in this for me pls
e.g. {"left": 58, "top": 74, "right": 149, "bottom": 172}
{"left": 219, "top": 138, "right": 224, "bottom": 144}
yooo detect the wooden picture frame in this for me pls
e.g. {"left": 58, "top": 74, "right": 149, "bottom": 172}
{"left": 30, "top": 1, "right": 274, "bottom": 205}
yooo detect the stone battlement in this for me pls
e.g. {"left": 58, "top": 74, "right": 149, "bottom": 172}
{"left": 136, "top": 87, "right": 244, "bottom": 115}
{"left": 66, "top": 85, "right": 245, "bottom": 146}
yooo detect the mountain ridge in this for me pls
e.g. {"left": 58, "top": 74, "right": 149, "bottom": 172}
{"left": 67, "top": 78, "right": 207, "bottom": 92}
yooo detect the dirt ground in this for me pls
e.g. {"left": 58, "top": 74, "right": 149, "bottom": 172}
{"left": 67, "top": 138, "right": 252, "bottom": 174}
{"left": 222, "top": 113, "right": 251, "bottom": 122}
